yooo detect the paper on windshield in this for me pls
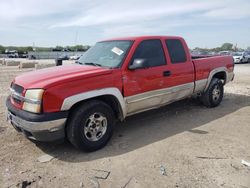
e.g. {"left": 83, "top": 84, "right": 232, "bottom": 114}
{"left": 111, "top": 47, "right": 124, "bottom": 56}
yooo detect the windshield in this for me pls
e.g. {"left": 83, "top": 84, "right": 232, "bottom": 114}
{"left": 77, "top": 40, "right": 132, "bottom": 68}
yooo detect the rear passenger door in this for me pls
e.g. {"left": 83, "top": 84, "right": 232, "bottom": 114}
{"left": 162, "top": 39, "right": 194, "bottom": 100}
{"left": 165, "top": 38, "right": 194, "bottom": 87}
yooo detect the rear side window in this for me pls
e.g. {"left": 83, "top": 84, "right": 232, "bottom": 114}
{"left": 166, "top": 39, "right": 187, "bottom": 63}
{"left": 131, "top": 39, "right": 166, "bottom": 67}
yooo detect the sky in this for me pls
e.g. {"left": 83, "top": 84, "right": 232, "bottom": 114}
{"left": 0, "top": 0, "right": 250, "bottom": 49}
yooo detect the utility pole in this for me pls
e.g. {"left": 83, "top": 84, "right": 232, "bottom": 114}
{"left": 74, "top": 31, "right": 78, "bottom": 55}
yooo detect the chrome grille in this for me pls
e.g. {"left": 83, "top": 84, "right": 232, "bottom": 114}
{"left": 10, "top": 84, "right": 24, "bottom": 104}
{"left": 12, "top": 84, "right": 24, "bottom": 94}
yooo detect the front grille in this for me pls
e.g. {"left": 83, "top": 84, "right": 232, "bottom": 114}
{"left": 11, "top": 83, "right": 24, "bottom": 104}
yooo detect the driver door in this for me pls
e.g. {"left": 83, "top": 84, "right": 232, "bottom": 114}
{"left": 123, "top": 39, "right": 169, "bottom": 114}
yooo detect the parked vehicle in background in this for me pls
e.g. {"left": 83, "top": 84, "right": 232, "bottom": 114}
{"left": 58, "top": 54, "right": 69, "bottom": 60}
{"left": 18, "top": 54, "right": 28, "bottom": 58}
{"left": 244, "top": 51, "right": 250, "bottom": 63}
{"left": 29, "top": 55, "right": 36, "bottom": 59}
{"left": 191, "top": 50, "right": 215, "bottom": 56}
{"left": 232, "top": 51, "right": 250, "bottom": 64}
{"left": 7, "top": 50, "right": 19, "bottom": 58}
{"left": 191, "top": 50, "right": 216, "bottom": 59}
{"left": 232, "top": 52, "right": 244, "bottom": 63}
{"left": 218, "top": 51, "right": 231, "bottom": 56}
{"left": 8, "top": 53, "right": 19, "bottom": 58}
{"left": 6, "top": 36, "right": 234, "bottom": 151}
{"left": 69, "top": 55, "right": 81, "bottom": 60}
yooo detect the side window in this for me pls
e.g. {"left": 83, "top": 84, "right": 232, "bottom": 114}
{"left": 131, "top": 39, "right": 166, "bottom": 67}
{"left": 166, "top": 39, "right": 187, "bottom": 63}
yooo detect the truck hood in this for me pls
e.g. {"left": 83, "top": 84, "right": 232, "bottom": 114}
{"left": 14, "top": 64, "right": 113, "bottom": 89}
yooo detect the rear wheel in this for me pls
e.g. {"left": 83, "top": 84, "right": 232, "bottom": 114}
{"left": 67, "top": 100, "right": 115, "bottom": 151}
{"left": 201, "top": 78, "right": 224, "bottom": 108}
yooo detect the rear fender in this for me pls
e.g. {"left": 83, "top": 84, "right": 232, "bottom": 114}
{"left": 205, "top": 67, "right": 229, "bottom": 91}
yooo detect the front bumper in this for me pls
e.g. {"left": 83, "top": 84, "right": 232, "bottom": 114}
{"left": 6, "top": 97, "right": 68, "bottom": 142}
{"left": 233, "top": 59, "right": 241, "bottom": 63}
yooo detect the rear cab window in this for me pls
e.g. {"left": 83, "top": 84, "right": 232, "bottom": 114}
{"left": 131, "top": 39, "right": 167, "bottom": 67}
{"left": 165, "top": 39, "right": 187, "bottom": 63}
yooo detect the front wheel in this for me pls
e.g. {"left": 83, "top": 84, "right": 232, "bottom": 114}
{"left": 67, "top": 100, "right": 115, "bottom": 151}
{"left": 201, "top": 78, "right": 224, "bottom": 108}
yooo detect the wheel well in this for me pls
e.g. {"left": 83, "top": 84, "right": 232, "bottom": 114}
{"left": 213, "top": 71, "right": 226, "bottom": 84}
{"left": 68, "top": 95, "right": 123, "bottom": 121}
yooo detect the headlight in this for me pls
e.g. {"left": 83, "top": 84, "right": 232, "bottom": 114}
{"left": 22, "top": 89, "right": 44, "bottom": 113}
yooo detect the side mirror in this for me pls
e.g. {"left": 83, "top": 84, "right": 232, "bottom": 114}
{"left": 129, "top": 59, "right": 149, "bottom": 70}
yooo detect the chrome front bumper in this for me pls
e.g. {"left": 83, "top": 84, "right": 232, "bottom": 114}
{"left": 7, "top": 111, "right": 66, "bottom": 141}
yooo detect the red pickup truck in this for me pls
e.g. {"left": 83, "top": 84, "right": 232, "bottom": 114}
{"left": 6, "top": 36, "right": 234, "bottom": 151}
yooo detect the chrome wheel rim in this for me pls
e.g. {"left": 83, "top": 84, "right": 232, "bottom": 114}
{"left": 212, "top": 85, "right": 221, "bottom": 101}
{"left": 84, "top": 112, "right": 107, "bottom": 141}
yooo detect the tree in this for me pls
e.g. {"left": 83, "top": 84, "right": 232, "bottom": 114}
{"left": 247, "top": 47, "right": 250, "bottom": 51}
{"left": 221, "top": 43, "right": 233, "bottom": 51}
{"left": 26, "top": 46, "right": 33, "bottom": 52}
{"left": 36, "top": 47, "right": 52, "bottom": 52}
{"left": 53, "top": 46, "right": 64, "bottom": 51}
{"left": 0, "top": 45, "right": 5, "bottom": 54}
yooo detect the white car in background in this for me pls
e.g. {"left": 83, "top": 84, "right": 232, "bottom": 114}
{"left": 218, "top": 51, "right": 231, "bottom": 55}
{"left": 69, "top": 55, "right": 81, "bottom": 60}
{"left": 245, "top": 51, "right": 250, "bottom": 63}
{"left": 232, "top": 51, "right": 250, "bottom": 64}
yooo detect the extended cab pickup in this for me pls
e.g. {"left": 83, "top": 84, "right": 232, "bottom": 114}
{"left": 6, "top": 36, "right": 234, "bottom": 151}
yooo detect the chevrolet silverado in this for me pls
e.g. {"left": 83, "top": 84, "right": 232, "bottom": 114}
{"left": 6, "top": 36, "right": 234, "bottom": 151}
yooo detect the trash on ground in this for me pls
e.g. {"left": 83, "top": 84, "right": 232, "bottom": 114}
{"left": 196, "top": 156, "right": 226, "bottom": 160}
{"left": 16, "top": 177, "right": 40, "bottom": 188}
{"left": 17, "top": 180, "right": 33, "bottom": 188}
{"left": 160, "top": 165, "right": 167, "bottom": 176}
{"left": 19, "top": 169, "right": 31, "bottom": 174}
{"left": 37, "top": 154, "right": 54, "bottom": 163}
{"left": 92, "top": 169, "right": 110, "bottom": 179}
{"left": 230, "top": 163, "right": 239, "bottom": 170}
{"left": 188, "top": 129, "right": 208, "bottom": 134}
{"left": 118, "top": 142, "right": 129, "bottom": 149}
{"left": 89, "top": 177, "right": 100, "bottom": 188}
{"left": 79, "top": 182, "right": 84, "bottom": 188}
{"left": 241, "top": 160, "right": 250, "bottom": 167}
{"left": 121, "top": 177, "right": 133, "bottom": 188}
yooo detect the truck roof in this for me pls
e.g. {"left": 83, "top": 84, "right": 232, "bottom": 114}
{"left": 102, "top": 35, "right": 184, "bottom": 42}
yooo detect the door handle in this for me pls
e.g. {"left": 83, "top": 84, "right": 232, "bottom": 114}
{"left": 163, "top": 70, "right": 171, "bottom": 77}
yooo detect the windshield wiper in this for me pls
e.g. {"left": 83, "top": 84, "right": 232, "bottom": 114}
{"left": 84, "top": 62, "right": 103, "bottom": 67}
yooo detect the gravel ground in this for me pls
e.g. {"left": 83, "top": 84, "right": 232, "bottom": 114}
{"left": 0, "top": 64, "right": 249, "bottom": 188}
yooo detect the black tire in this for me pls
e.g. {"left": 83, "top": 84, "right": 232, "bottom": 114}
{"left": 201, "top": 78, "right": 224, "bottom": 108}
{"left": 248, "top": 58, "right": 250, "bottom": 64}
{"left": 67, "top": 100, "right": 115, "bottom": 152}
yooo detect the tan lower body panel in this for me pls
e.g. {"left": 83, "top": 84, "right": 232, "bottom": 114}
{"left": 125, "top": 82, "right": 194, "bottom": 115}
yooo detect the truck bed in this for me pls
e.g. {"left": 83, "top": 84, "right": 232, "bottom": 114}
{"left": 193, "top": 55, "right": 234, "bottom": 81}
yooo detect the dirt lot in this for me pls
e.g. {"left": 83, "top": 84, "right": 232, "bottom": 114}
{"left": 0, "top": 64, "right": 250, "bottom": 188}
